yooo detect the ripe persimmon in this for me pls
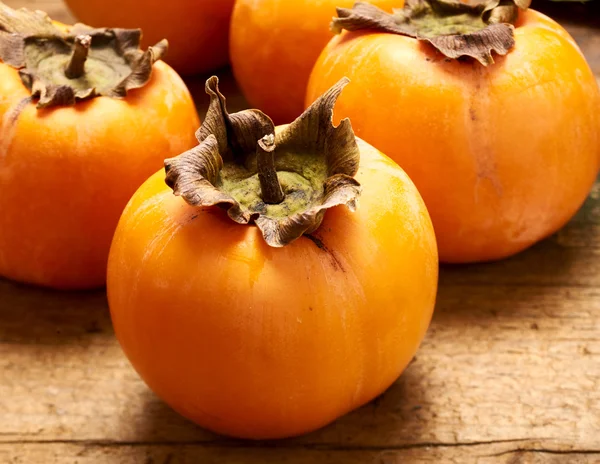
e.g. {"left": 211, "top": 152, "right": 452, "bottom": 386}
{"left": 306, "top": 0, "right": 600, "bottom": 263}
{"left": 107, "top": 77, "right": 438, "bottom": 439}
{"left": 230, "top": 0, "right": 401, "bottom": 124}
{"left": 0, "top": 4, "right": 199, "bottom": 289}
{"left": 64, "top": 0, "right": 235, "bottom": 75}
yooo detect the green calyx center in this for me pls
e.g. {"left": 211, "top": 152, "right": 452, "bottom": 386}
{"left": 25, "top": 37, "right": 132, "bottom": 93}
{"left": 219, "top": 153, "right": 327, "bottom": 219}
{"left": 399, "top": 8, "right": 489, "bottom": 37}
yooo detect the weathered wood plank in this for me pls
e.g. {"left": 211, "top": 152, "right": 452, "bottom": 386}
{"left": 0, "top": 442, "right": 599, "bottom": 464}
{"left": 1, "top": 281, "right": 599, "bottom": 451}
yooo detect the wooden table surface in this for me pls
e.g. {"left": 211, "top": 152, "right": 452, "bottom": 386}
{"left": 2, "top": 1, "right": 600, "bottom": 463}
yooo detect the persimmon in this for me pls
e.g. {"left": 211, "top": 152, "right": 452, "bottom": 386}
{"left": 230, "top": 0, "right": 401, "bottom": 124}
{"left": 64, "top": 0, "right": 235, "bottom": 75}
{"left": 0, "top": 3, "right": 199, "bottom": 289}
{"left": 107, "top": 77, "right": 438, "bottom": 439}
{"left": 306, "top": 0, "right": 600, "bottom": 263}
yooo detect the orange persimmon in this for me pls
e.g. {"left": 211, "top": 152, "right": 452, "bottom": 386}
{"left": 0, "top": 4, "right": 199, "bottom": 289}
{"left": 107, "top": 77, "right": 438, "bottom": 439}
{"left": 64, "top": 0, "right": 235, "bottom": 75}
{"left": 230, "top": 0, "right": 401, "bottom": 124}
{"left": 306, "top": 1, "right": 600, "bottom": 263}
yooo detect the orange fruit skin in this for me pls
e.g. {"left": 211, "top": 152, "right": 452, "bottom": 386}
{"left": 306, "top": 10, "right": 600, "bottom": 263}
{"left": 64, "top": 0, "right": 235, "bottom": 75}
{"left": 0, "top": 61, "right": 199, "bottom": 289}
{"left": 107, "top": 137, "right": 438, "bottom": 440}
{"left": 230, "top": 0, "right": 402, "bottom": 124}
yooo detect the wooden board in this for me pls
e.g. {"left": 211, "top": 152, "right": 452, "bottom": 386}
{"left": 1, "top": 1, "right": 600, "bottom": 463}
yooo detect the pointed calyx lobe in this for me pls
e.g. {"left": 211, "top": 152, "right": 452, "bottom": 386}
{"left": 0, "top": 2, "right": 167, "bottom": 108}
{"left": 165, "top": 76, "right": 361, "bottom": 247}
{"left": 332, "top": 0, "right": 532, "bottom": 65}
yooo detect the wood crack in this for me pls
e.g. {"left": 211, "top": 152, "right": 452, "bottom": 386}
{"left": 0, "top": 438, "right": 555, "bottom": 451}
{"left": 438, "top": 280, "right": 600, "bottom": 289}
{"left": 485, "top": 448, "right": 600, "bottom": 457}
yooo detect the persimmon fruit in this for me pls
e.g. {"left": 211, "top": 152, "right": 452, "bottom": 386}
{"left": 0, "top": 4, "right": 199, "bottom": 289}
{"left": 306, "top": 1, "right": 600, "bottom": 263}
{"left": 64, "top": 0, "right": 235, "bottom": 75}
{"left": 230, "top": 0, "right": 401, "bottom": 124}
{"left": 107, "top": 77, "right": 438, "bottom": 439}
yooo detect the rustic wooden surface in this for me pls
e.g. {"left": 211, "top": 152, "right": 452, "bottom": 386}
{"left": 2, "top": 1, "right": 600, "bottom": 463}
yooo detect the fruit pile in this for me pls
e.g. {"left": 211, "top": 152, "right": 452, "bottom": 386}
{"left": 0, "top": 0, "right": 597, "bottom": 440}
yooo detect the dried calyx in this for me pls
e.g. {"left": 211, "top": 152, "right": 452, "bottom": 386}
{"left": 0, "top": 2, "right": 167, "bottom": 108}
{"left": 332, "top": 0, "right": 532, "bottom": 65}
{"left": 165, "top": 76, "right": 362, "bottom": 247}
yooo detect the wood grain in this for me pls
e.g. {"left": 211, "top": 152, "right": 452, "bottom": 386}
{"left": 1, "top": 0, "right": 600, "bottom": 463}
{"left": 1, "top": 443, "right": 599, "bottom": 464}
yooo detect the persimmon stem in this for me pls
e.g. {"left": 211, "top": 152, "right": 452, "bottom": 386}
{"left": 257, "top": 134, "right": 284, "bottom": 205}
{"left": 65, "top": 35, "right": 91, "bottom": 79}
